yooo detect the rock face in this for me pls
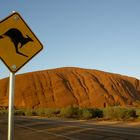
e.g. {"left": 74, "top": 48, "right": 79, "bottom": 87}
{"left": 0, "top": 67, "right": 140, "bottom": 109}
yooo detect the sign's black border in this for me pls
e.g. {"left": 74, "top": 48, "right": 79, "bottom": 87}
{"left": 0, "top": 12, "right": 43, "bottom": 73}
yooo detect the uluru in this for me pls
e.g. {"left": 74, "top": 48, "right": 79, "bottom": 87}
{"left": 0, "top": 67, "right": 140, "bottom": 109}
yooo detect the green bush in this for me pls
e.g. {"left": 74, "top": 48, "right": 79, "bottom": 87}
{"left": 34, "top": 108, "right": 60, "bottom": 117}
{"left": 135, "top": 108, "right": 140, "bottom": 118}
{"left": 24, "top": 109, "right": 35, "bottom": 116}
{"left": 92, "top": 108, "right": 103, "bottom": 118}
{"left": 10, "top": 106, "right": 139, "bottom": 120}
{"left": 80, "top": 108, "right": 103, "bottom": 119}
{"left": 14, "top": 109, "right": 36, "bottom": 116}
{"left": 14, "top": 108, "right": 60, "bottom": 117}
{"left": 0, "top": 110, "right": 8, "bottom": 115}
{"left": 35, "top": 108, "right": 45, "bottom": 116}
{"left": 103, "top": 106, "right": 136, "bottom": 120}
{"left": 60, "top": 106, "right": 79, "bottom": 118}
{"left": 14, "top": 109, "right": 25, "bottom": 116}
{"left": 81, "top": 109, "right": 93, "bottom": 119}
{"left": 44, "top": 108, "right": 60, "bottom": 117}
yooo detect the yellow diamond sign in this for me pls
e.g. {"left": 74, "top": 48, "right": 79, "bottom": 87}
{"left": 0, "top": 12, "right": 43, "bottom": 73}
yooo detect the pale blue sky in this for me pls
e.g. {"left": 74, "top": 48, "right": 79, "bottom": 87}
{"left": 0, "top": 0, "right": 140, "bottom": 79}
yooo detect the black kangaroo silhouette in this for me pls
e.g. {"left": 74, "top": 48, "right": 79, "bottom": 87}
{"left": 0, "top": 28, "right": 33, "bottom": 57}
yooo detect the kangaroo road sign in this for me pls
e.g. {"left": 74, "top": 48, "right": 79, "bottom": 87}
{"left": 0, "top": 12, "right": 43, "bottom": 73}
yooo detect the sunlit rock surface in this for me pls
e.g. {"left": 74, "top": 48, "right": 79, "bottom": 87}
{"left": 0, "top": 67, "right": 140, "bottom": 109}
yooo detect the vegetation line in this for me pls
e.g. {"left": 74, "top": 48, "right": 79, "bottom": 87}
{"left": 1, "top": 106, "right": 140, "bottom": 121}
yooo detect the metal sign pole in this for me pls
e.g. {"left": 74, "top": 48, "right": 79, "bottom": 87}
{"left": 0, "top": 11, "right": 43, "bottom": 139}
{"left": 8, "top": 72, "right": 15, "bottom": 140}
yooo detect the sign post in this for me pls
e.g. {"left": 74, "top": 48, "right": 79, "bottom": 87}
{"left": 0, "top": 12, "right": 43, "bottom": 140}
{"left": 8, "top": 72, "right": 15, "bottom": 140}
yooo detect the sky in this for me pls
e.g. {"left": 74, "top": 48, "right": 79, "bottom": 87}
{"left": 0, "top": 0, "right": 140, "bottom": 79}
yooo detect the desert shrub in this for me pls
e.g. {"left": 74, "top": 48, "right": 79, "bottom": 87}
{"left": 24, "top": 109, "right": 35, "bottom": 116}
{"left": 11, "top": 106, "right": 138, "bottom": 120}
{"left": 14, "top": 109, "right": 25, "bottom": 116}
{"left": 123, "top": 109, "right": 136, "bottom": 119}
{"left": 0, "top": 110, "right": 8, "bottom": 115}
{"left": 92, "top": 108, "right": 103, "bottom": 118}
{"left": 135, "top": 108, "right": 140, "bottom": 118}
{"left": 44, "top": 108, "right": 60, "bottom": 117}
{"left": 34, "top": 108, "right": 60, "bottom": 117}
{"left": 0, "top": 106, "right": 8, "bottom": 115}
{"left": 81, "top": 109, "right": 93, "bottom": 119}
{"left": 103, "top": 107, "right": 116, "bottom": 119}
{"left": 103, "top": 106, "right": 136, "bottom": 120}
{"left": 34, "top": 108, "right": 45, "bottom": 116}
{"left": 14, "top": 108, "right": 60, "bottom": 117}
{"left": 80, "top": 108, "right": 103, "bottom": 119}
{"left": 60, "top": 106, "right": 79, "bottom": 118}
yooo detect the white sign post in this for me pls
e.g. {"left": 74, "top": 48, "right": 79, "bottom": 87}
{"left": 8, "top": 72, "right": 15, "bottom": 140}
{"left": 0, "top": 12, "right": 43, "bottom": 140}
